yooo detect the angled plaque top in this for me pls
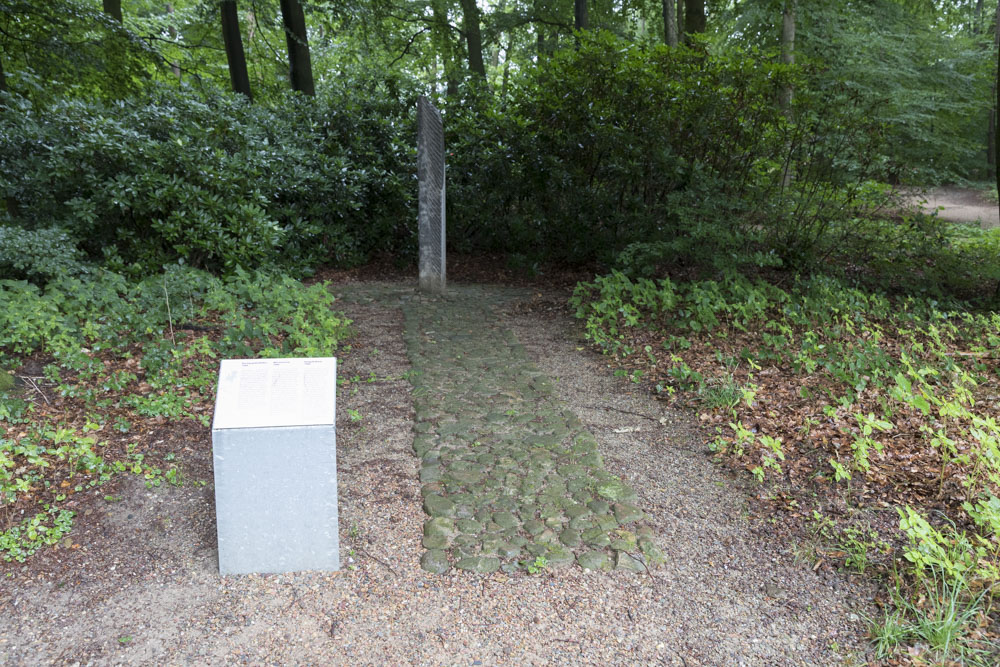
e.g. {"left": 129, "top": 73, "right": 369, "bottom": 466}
{"left": 212, "top": 357, "right": 337, "bottom": 430}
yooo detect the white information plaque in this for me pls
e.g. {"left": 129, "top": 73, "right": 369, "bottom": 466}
{"left": 211, "top": 356, "right": 339, "bottom": 575}
{"left": 213, "top": 357, "right": 337, "bottom": 430}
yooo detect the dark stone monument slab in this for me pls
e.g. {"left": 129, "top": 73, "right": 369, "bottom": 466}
{"left": 417, "top": 95, "right": 446, "bottom": 293}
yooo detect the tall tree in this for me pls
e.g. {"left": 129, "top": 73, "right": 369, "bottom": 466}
{"left": 780, "top": 0, "right": 795, "bottom": 111}
{"left": 220, "top": 1, "right": 252, "bottom": 100}
{"left": 780, "top": 0, "right": 795, "bottom": 189}
{"left": 533, "top": 0, "right": 547, "bottom": 58}
{"left": 500, "top": 35, "right": 513, "bottom": 97}
{"left": 990, "top": 0, "right": 1000, "bottom": 177}
{"left": 430, "top": 0, "right": 459, "bottom": 97}
{"left": 279, "top": 0, "right": 315, "bottom": 95}
{"left": 458, "top": 0, "right": 486, "bottom": 79}
{"left": 575, "top": 0, "right": 588, "bottom": 31}
{"left": 663, "top": 0, "right": 678, "bottom": 46}
{"left": 166, "top": 3, "right": 181, "bottom": 80}
{"left": 684, "top": 0, "right": 705, "bottom": 37}
{"left": 995, "top": 0, "right": 1000, "bottom": 193}
{"left": 102, "top": 0, "right": 122, "bottom": 23}
{"left": 0, "top": 55, "right": 17, "bottom": 217}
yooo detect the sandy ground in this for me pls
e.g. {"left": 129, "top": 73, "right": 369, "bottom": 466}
{"left": 0, "top": 281, "right": 874, "bottom": 666}
{"left": 908, "top": 186, "right": 1000, "bottom": 228}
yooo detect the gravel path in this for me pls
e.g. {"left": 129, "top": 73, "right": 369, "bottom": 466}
{"left": 906, "top": 186, "right": 999, "bottom": 228}
{"left": 0, "top": 280, "right": 873, "bottom": 665}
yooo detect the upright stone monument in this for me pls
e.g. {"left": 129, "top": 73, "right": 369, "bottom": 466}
{"left": 417, "top": 95, "right": 446, "bottom": 293}
{"left": 212, "top": 357, "right": 339, "bottom": 575}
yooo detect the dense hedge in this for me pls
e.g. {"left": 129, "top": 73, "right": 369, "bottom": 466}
{"left": 0, "top": 74, "right": 417, "bottom": 277}
{"left": 446, "top": 35, "right": 894, "bottom": 270}
{"left": 0, "top": 36, "right": 925, "bottom": 280}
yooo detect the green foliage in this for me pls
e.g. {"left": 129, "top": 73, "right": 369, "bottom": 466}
{"left": 870, "top": 561, "right": 997, "bottom": 665}
{"left": 801, "top": 2, "right": 989, "bottom": 185}
{"left": 720, "top": 0, "right": 993, "bottom": 183}
{"left": 0, "top": 506, "right": 76, "bottom": 563}
{"left": 0, "top": 425, "right": 111, "bottom": 504}
{"left": 0, "top": 79, "right": 416, "bottom": 276}
{"left": 448, "top": 34, "right": 892, "bottom": 269}
{"left": 575, "top": 264, "right": 1000, "bottom": 658}
{"left": 0, "top": 265, "right": 351, "bottom": 562}
{"left": 568, "top": 270, "right": 676, "bottom": 354}
{"left": 572, "top": 265, "right": 1000, "bottom": 506}
{"left": 0, "top": 225, "right": 90, "bottom": 282}
{"left": 0, "top": 0, "right": 155, "bottom": 105}
{"left": 0, "top": 415, "right": 191, "bottom": 562}
{"left": 204, "top": 268, "right": 353, "bottom": 357}
{"left": 4, "top": 21, "right": 975, "bottom": 277}
{"left": 521, "top": 555, "right": 548, "bottom": 574}
{"left": 898, "top": 507, "right": 998, "bottom": 586}
{"left": 0, "top": 266, "right": 351, "bottom": 367}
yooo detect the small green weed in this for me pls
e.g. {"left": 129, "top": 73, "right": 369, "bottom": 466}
{"left": 869, "top": 565, "right": 996, "bottom": 665}
{"left": 701, "top": 376, "right": 743, "bottom": 411}
{"left": 0, "top": 506, "right": 75, "bottom": 562}
{"left": 521, "top": 555, "right": 548, "bottom": 574}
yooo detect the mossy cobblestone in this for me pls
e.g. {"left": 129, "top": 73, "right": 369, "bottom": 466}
{"left": 397, "top": 286, "right": 660, "bottom": 575}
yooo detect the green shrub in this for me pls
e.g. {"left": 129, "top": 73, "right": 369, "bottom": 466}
{"left": 446, "top": 34, "right": 893, "bottom": 270}
{"left": 0, "top": 225, "right": 90, "bottom": 282}
{"left": 0, "top": 266, "right": 351, "bottom": 365}
{"left": 0, "top": 78, "right": 417, "bottom": 277}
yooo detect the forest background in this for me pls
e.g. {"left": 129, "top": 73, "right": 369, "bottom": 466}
{"left": 5, "top": 0, "right": 1000, "bottom": 663}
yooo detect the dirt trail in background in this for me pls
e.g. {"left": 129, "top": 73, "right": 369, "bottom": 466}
{"left": 908, "top": 186, "right": 999, "bottom": 228}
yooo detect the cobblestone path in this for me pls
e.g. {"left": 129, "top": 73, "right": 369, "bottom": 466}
{"left": 400, "top": 286, "right": 663, "bottom": 574}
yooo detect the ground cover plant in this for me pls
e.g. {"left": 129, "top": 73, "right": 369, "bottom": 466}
{"left": 0, "top": 266, "right": 351, "bottom": 563}
{"left": 570, "top": 233, "right": 1000, "bottom": 663}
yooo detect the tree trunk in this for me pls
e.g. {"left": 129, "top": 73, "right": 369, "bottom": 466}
{"left": 991, "top": 103, "right": 997, "bottom": 177}
{"left": 220, "top": 1, "right": 252, "bottom": 100}
{"left": 491, "top": 0, "right": 506, "bottom": 70}
{"left": 103, "top": 0, "right": 122, "bottom": 22}
{"left": 995, "top": 0, "right": 1000, "bottom": 193}
{"left": 167, "top": 4, "right": 181, "bottom": 80}
{"left": 684, "top": 0, "right": 705, "bottom": 38}
{"left": 575, "top": 0, "right": 588, "bottom": 31}
{"left": 780, "top": 0, "right": 795, "bottom": 189}
{"left": 989, "top": 0, "right": 999, "bottom": 178}
{"left": 677, "top": 0, "right": 685, "bottom": 41}
{"left": 431, "top": 0, "right": 459, "bottom": 98}
{"left": 501, "top": 37, "right": 512, "bottom": 99}
{"left": 663, "top": 0, "right": 678, "bottom": 46}
{"left": 532, "top": 0, "right": 545, "bottom": 59}
{"left": 458, "top": 0, "right": 486, "bottom": 79}
{"left": 0, "top": 56, "right": 19, "bottom": 219}
{"left": 279, "top": 0, "right": 315, "bottom": 96}
{"left": 780, "top": 0, "right": 795, "bottom": 110}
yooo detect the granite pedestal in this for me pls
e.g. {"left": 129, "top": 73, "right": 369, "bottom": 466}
{"left": 211, "top": 357, "right": 339, "bottom": 575}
